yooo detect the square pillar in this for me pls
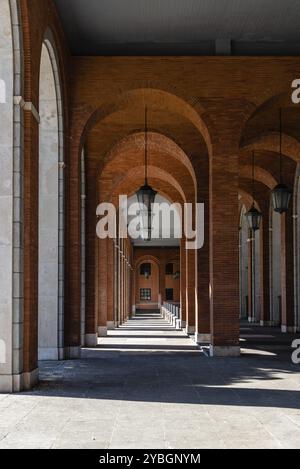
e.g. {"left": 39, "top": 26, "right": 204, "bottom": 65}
{"left": 185, "top": 248, "right": 197, "bottom": 334}
{"left": 209, "top": 120, "right": 241, "bottom": 357}
{"left": 84, "top": 182, "right": 98, "bottom": 346}
{"left": 281, "top": 210, "right": 295, "bottom": 332}
{"left": 195, "top": 202, "right": 210, "bottom": 343}
{"left": 98, "top": 237, "right": 108, "bottom": 337}
{"left": 107, "top": 238, "right": 115, "bottom": 329}
{"left": 260, "top": 200, "right": 271, "bottom": 326}
{"left": 180, "top": 239, "right": 187, "bottom": 328}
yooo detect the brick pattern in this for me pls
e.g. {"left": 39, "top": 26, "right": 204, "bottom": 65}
{"left": 19, "top": 0, "right": 300, "bottom": 370}
{"left": 134, "top": 248, "right": 180, "bottom": 310}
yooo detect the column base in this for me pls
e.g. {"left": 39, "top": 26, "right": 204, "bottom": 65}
{"left": 98, "top": 326, "right": 108, "bottom": 337}
{"left": 85, "top": 333, "right": 98, "bottom": 347}
{"left": 248, "top": 317, "right": 257, "bottom": 323}
{"left": 175, "top": 319, "right": 182, "bottom": 330}
{"left": 0, "top": 374, "right": 22, "bottom": 393}
{"left": 38, "top": 347, "right": 59, "bottom": 361}
{"left": 23, "top": 368, "right": 39, "bottom": 390}
{"left": 281, "top": 325, "right": 296, "bottom": 333}
{"left": 260, "top": 320, "right": 280, "bottom": 327}
{"left": 209, "top": 345, "right": 240, "bottom": 357}
{"left": 181, "top": 321, "right": 186, "bottom": 328}
{"left": 260, "top": 320, "right": 272, "bottom": 326}
{"left": 195, "top": 333, "right": 211, "bottom": 343}
{"left": 64, "top": 346, "right": 81, "bottom": 359}
{"left": 186, "top": 325, "right": 195, "bottom": 334}
{"left": 0, "top": 368, "right": 39, "bottom": 393}
{"left": 58, "top": 347, "right": 65, "bottom": 360}
{"left": 107, "top": 321, "right": 115, "bottom": 330}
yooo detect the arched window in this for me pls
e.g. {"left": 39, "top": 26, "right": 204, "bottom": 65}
{"left": 140, "top": 263, "right": 151, "bottom": 277}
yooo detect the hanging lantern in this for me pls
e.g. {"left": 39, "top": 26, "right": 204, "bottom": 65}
{"left": 271, "top": 183, "right": 292, "bottom": 214}
{"left": 136, "top": 107, "right": 157, "bottom": 241}
{"left": 272, "top": 108, "right": 292, "bottom": 214}
{"left": 245, "top": 205, "right": 262, "bottom": 231}
{"left": 144, "top": 265, "right": 151, "bottom": 279}
{"left": 140, "top": 262, "right": 151, "bottom": 278}
{"left": 173, "top": 270, "right": 180, "bottom": 280}
{"left": 244, "top": 150, "right": 262, "bottom": 231}
{"left": 136, "top": 184, "right": 157, "bottom": 241}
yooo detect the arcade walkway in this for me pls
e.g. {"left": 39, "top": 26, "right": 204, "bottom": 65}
{"left": 0, "top": 314, "right": 299, "bottom": 449}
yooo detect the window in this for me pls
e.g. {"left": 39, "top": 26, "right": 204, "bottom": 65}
{"left": 140, "top": 263, "right": 151, "bottom": 276}
{"left": 165, "top": 263, "right": 174, "bottom": 275}
{"left": 140, "top": 288, "right": 151, "bottom": 301}
{"left": 166, "top": 288, "right": 174, "bottom": 301}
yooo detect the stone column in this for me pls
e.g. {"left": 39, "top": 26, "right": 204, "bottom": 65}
{"left": 195, "top": 157, "right": 210, "bottom": 342}
{"left": 247, "top": 230, "right": 256, "bottom": 322}
{"left": 120, "top": 239, "right": 125, "bottom": 324}
{"left": 247, "top": 229, "right": 252, "bottom": 322}
{"left": 124, "top": 246, "right": 128, "bottom": 321}
{"left": 281, "top": 208, "right": 295, "bottom": 332}
{"left": 117, "top": 242, "right": 121, "bottom": 325}
{"left": 180, "top": 238, "right": 187, "bottom": 328}
{"left": 260, "top": 201, "right": 271, "bottom": 326}
{"left": 131, "top": 261, "right": 136, "bottom": 317}
{"left": 196, "top": 205, "right": 210, "bottom": 343}
{"left": 107, "top": 238, "right": 115, "bottom": 330}
{"left": 98, "top": 237, "right": 108, "bottom": 336}
{"left": 159, "top": 260, "right": 166, "bottom": 306}
{"left": 64, "top": 133, "right": 81, "bottom": 359}
{"left": 0, "top": 3, "right": 25, "bottom": 391}
{"left": 23, "top": 110, "right": 40, "bottom": 383}
{"left": 113, "top": 241, "right": 119, "bottom": 325}
{"left": 84, "top": 180, "right": 98, "bottom": 346}
{"left": 185, "top": 248, "right": 196, "bottom": 334}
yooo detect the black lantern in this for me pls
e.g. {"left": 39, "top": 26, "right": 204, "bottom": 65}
{"left": 140, "top": 262, "right": 151, "bottom": 278}
{"left": 271, "top": 183, "right": 292, "bottom": 214}
{"left": 136, "top": 107, "right": 157, "bottom": 241}
{"left": 245, "top": 151, "right": 262, "bottom": 231}
{"left": 271, "top": 108, "right": 292, "bottom": 214}
{"left": 245, "top": 206, "right": 262, "bottom": 231}
{"left": 173, "top": 270, "right": 180, "bottom": 280}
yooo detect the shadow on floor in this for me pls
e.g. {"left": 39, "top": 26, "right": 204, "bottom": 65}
{"left": 18, "top": 317, "right": 300, "bottom": 410}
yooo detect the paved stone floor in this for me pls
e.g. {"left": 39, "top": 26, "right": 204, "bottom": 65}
{"left": 0, "top": 312, "right": 300, "bottom": 449}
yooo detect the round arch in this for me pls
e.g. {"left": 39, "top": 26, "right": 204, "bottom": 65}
{"left": 134, "top": 257, "right": 160, "bottom": 311}
{"left": 81, "top": 87, "right": 211, "bottom": 151}
{"left": 38, "top": 32, "right": 65, "bottom": 361}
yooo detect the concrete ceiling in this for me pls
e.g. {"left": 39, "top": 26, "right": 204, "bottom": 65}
{"left": 54, "top": 0, "right": 300, "bottom": 55}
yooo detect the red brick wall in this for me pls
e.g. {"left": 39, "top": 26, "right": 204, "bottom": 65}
{"left": 20, "top": 0, "right": 300, "bottom": 366}
{"left": 20, "top": 0, "right": 70, "bottom": 369}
